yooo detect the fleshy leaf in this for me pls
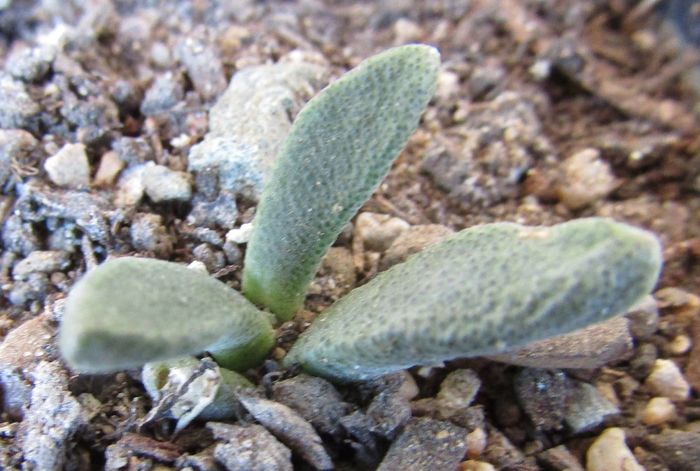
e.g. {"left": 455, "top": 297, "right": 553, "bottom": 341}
{"left": 60, "top": 257, "right": 274, "bottom": 373}
{"left": 284, "top": 218, "right": 663, "bottom": 381}
{"left": 243, "top": 45, "right": 440, "bottom": 320}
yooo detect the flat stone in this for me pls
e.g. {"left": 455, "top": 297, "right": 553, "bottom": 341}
{"left": 44, "top": 143, "right": 91, "bottom": 189}
{"left": 271, "top": 374, "right": 351, "bottom": 438}
{"left": 489, "top": 316, "right": 633, "bottom": 369}
{"left": 209, "top": 423, "right": 292, "bottom": 471}
{"left": 12, "top": 250, "right": 70, "bottom": 279}
{"left": 238, "top": 393, "right": 333, "bottom": 470}
{"left": 377, "top": 417, "right": 468, "bottom": 471}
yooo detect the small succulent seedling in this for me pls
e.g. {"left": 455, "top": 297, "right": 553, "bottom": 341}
{"left": 60, "top": 45, "right": 662, "bottom": 395}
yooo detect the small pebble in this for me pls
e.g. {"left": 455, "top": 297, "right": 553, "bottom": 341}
{"left": 437, "top": 369, "right": 481, "bottom": 417}
{"left": 557, "top": 148, "right": 616, "bottom": 210}
{"left": 625, "top": 295, "right": 659, "bottom": 340}
{"left": 142, "top": 164, "right": 192, "bottom": 202}
{"left": 668, "top": 335, "right": 692, "bottom": 355}
{"left": 642, "top": 397, "right": 676, "bottom": 425}
{"left": 645, "top": 359, "right": 690, "bottom": 401}
{"left": 6, "top": 45, "right": 54, "bottom": 82}
{"left": 644, "top": 430, "right": 700, "bottom": 470}
{"left": 586, "top": 427, "right": 643, "bottom": 471}
{"left": 354, "top": 212, "right": 409, "bottom": 252}
{"left": 226, "top": 223, "right": 254, "bottom": 244}
{"left": 466, "top": 427, "right": 487, "bottom": 459}
{"left": 44, "top": 143, "right": 90, "bottom": 189}
{"left": 93, "top": 150, "right": 124, "bottom": 186}
{"left": 460, "top": 460, "right": 495, "bottom": 471}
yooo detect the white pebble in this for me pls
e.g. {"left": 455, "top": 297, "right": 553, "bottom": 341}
{"left": 226, "top": 223, "right": 254, "bottom": 244}
{"left": 142, "top": 163, "right": 192, "bottom": 203}
{"left": 642, "top": 397, "right": 676, "bottom": 425}
{"left": 44, "top": 143, "right": 90, "bottom": 188}
{"left": 645, "top": 359, "right": 690, "bottom": 401}
{"left": 586, "top": 427, "right": 643, "bottom": 471}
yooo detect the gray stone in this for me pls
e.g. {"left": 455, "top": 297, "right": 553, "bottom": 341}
{"left": 377, "top": 417, "right": 468, "bottom": 471}
{"left": 140, "top": 72, "right": 185, "bottom": 116}
{"left": 6, "top": 45, "right": 55, "bottom": 82}
{"left": 187, "top": 191, "right": 238, "bottom": 229}
{"left": 271, "top": 374, "right": 351, "bottom": 437}
{"left": 193, "top": 243, "right": 225, "bottom": 272}
{"left": 0, "top": 75, "right": 39, "bottom": 130}
{"left": 367, "top": 386, "right": 411, "bottom": 440}
{"left": 644, "top": 430, "right": 700, "bottom": 471}
{"left": 208, "top": 422, "right": 292, "bottom": 471}
{"left": 8, "top": 272, "right": 49, "bottom": 305}
{"left": 130, "top": 213, "right": 173, "bottom": 258}
{"left": 44, "top": 143, "right": 91, "bottom": 189}
{"left": 113, "top": 137, "right": 153, "bottom": 166}
{"left": 12, "top": 250, "right": 70, "bottom": 279}
{"left": 514, "top": 369, "right": 570, "bottom": 430}
{"left": 238, "top": 393, "right": 333, "bottom": 470}
{"left": 176, "top": 37, "right": 227, "bottom": 101}
{"left": 380, "top": 224, "right": 454, "bottom": 270}
{"left": 563, "top": 381, "right": 619, "bottom": 433}
{"left": 15, "top": 182, "right": 111, "bottom": 243}
{"left": 468, "top": 62, "right": 506, "bottom": 99}
{"left": 142, "top": 163, "right": 192, "bottom": 202}
{"left": 0, "top": 129, "right": 38, "bottom": 188}
{"left": 2, "top": 213, "right": 40, "bottom": 255}
{"left": 0, "top": 314, "right": 56, "bottom": 419}
{"left": 20, "top": 361, "right": 86, "bottom": 471}
{"left": 483, "top": 428, "right": 539, "bottom": 471}
{"left": 629, "top": 342, "right": 658, "bottom": 380}
{"left": 187, "top": 51, "right": 328, "bottom": 201}
{"left": 422, "top": 91, "right": 551, "bottom": 210}
{"left": 488, "top": 316, "right": 634, "bottom": 369}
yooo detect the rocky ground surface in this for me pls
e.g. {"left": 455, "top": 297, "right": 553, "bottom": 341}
{"left": 0, "top": 0, "right": 699, "bottom": 470}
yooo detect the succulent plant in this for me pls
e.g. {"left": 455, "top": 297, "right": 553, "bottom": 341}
{"left": 284, "top": 218, "right": 662, "bottom": 381}
{"left": 59, "top": 45, "right": 663, "bottom": 395}
{"left": 242, "top": 44, "right": 440, "bottom": 320}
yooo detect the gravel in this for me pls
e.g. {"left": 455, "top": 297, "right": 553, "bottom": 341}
{"left": 44, "top": 143, "right": 91, "bottom": 189}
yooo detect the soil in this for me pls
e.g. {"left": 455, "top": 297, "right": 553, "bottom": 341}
{"left": 0, "top": 1, "right": 699, "bottom": 470}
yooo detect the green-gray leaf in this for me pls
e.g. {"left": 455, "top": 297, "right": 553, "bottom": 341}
{"left": 284, "top": 218, "right": 662, "bottom": 381}
{"left": 243, "top": 45, "right": 440, "bottom": 320}
{"left": 60, "top": 257, "right": 274, "bottom": 373}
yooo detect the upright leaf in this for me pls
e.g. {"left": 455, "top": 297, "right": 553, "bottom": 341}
{"left": 243, "top": 45, "right": 440, "bottom": 320}
{"left": 284, "top": 218, "right": 663, "bottom": 381}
